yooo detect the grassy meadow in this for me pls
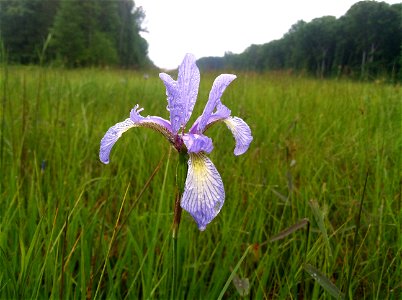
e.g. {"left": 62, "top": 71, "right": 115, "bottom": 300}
{"left": 0, "top": 66, "right": 401, "bottom": 299}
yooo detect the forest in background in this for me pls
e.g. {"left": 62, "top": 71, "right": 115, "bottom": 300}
{"left": 198, "top": 1, "right": 402, "bottom": 80}
{"left": 0, "top": 0, "right": 150, "bottom": 68}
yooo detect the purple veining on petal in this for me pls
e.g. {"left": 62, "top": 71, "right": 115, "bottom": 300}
{"left": 177, "top": 54, "right": 200, "bottom": 125}
{"left": 223, "top": 116, "right": 253, "bottom": 155}
{"left": 181, "top": 153, "right": 225, "bottom": 231}
{"left": 197, "top": 74, "right": 236, "bottom": 132}
{"left": 182, "top": 133, "right": 213, "bottom": 154}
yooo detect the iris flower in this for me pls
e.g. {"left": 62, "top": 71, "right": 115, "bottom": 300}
{"left": 99, "top": 54, "right": 252, "bottom": 231}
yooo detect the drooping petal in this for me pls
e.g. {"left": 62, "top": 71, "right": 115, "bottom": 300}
{"left": 99, "top": 118, "right": 136, "bottom": 164}
{"left": 181, "top": 153, "right": 225, "bottom": 231}
{"left": 197, "top": 74, "right": 236, "bottom": 132}
{"left": 223, "top": 116, "right": 253, "bottom": 155}
{"left": 99, "top": 105, "right": 174, "bottom": 164}
{"left": 182, "top": 133, "right": 213, "bottom": 154}
{"left": 159, "top": 54, "right": 200, "bottom": 134}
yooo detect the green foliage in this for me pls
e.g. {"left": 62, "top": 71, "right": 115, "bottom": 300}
{"left": 0, "top": 67, "right": 401, "bottom": 298}
{"left": 0, "top": 0, "right": 149, "bottom": 68}
{"left": 0, "top": 0, "right": 59, "bottom": 64}
{"left": 340, "top": 1, "right": 402, "bottom": 79}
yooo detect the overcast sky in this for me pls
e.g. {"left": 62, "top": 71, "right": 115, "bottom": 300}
{"left": 135, "top": 0, "right": 401, "bottom": 69}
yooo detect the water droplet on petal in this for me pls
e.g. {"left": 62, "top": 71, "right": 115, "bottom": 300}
{"left": 214, "top": 201, "right": 221, "bottom": 212}
{"left": 173, "top": 104, "right": 185, "bottom": 116}
{"left": 174, "top": 116, "right": 180, "bottom": 123}
{"left": 166, "top": 104, "right": 170, "bottom": 112}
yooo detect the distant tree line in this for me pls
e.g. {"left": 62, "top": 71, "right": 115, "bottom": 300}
{"left": 198, "top": 1, "right": 402, "bottom": 80}
{"left": 0, "top": 0, "right": 150, "bottom": 68}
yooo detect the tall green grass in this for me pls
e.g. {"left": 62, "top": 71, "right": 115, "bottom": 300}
{"left": 0, "top": 66, "right": 401, "bottom": 299}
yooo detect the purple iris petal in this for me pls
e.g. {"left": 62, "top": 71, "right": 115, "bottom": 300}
{"left": 159, "top": 54, "right": 200, "bottom": 134}
{"left": 130, "top": 104, "right": 174, "bottom": 138}
{"left": 100, "top": 105, "right": 174, "bottom": 164}
{"left": 182, "top": 133, "right": 213, "bottom": 154}
{"left": 197, "top": 74, "right": 236, "bottom": 132}
{"left": 178, "top": 54, "right": 200, "bottom": 123}
{"left": 159, "top": 73, "right": 180, "bottom": 129}
{"left": 223, "top": 116, "right": 253, "bottom": 155}
{"left": 189, "top": 102, "right": 231, "bottom": 134}
{"left": 181, "top": 153, "right": 225, "bottom": 231}
{"left": 100, "top": 118, "right": 136, "bottom": 164}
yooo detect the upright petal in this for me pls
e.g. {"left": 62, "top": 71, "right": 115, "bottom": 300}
{"left": 182, "top": 133, "right": 213, "bottom": 154}
{"left": 159, "top": 54, "right": 200, "bottom": 134}
{"left": 223, "top": 116, "right": 253, "bottom": 155}
{"left": 197, "top": 74, "right": 236, "bottom": 132}
{"left": 99, "top": 105, "right": 174, "bottom": 164}
{"left": 181, "top": 153, "right": 225, "bottom": 231}
{"left": 178, "top": 54, "right": 200, "bottom": 123}
{"left": 159, "top": 73, "right": 180, "bottom": 130}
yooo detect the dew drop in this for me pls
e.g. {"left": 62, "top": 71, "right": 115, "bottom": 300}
{"left": 214, "top": 201, "right": 221, "bottom": 212}
{"left": 166, "top": 104, "right": 170, "bottom": 111}
{"left": 174, "top": 116, "right": 180, "bottom": 123}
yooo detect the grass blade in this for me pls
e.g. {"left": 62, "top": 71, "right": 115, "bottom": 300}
{"left": 93, "top": 183, "right": 130, "bottom": 300}
{"left": 217, "top": 245, "right": 252, "bottom": 300}
{"left": 309, "top": 199, "right": 332, "bottom": 256}
{"left": 304, "top": 263, "right": 344, "bottom": 299}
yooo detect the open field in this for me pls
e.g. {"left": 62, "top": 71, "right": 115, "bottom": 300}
{"left": 0, "top": 67, "right": 401, "bottom": 299}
